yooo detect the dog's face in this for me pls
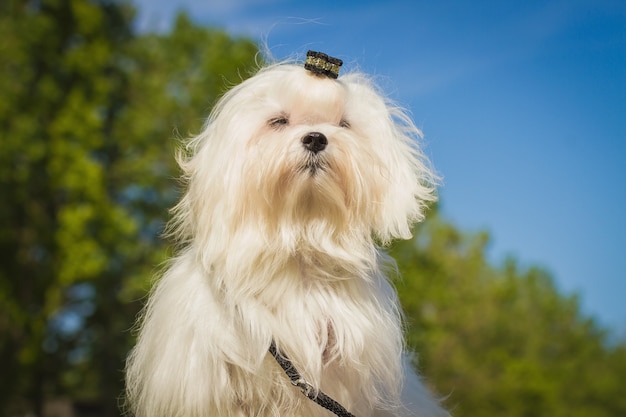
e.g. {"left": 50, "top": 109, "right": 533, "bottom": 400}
{"left": 242, "top": 70, "right": 388, "bottom": 233}
{"left": 178, "top": 65, "right": 435, "bottom": 255}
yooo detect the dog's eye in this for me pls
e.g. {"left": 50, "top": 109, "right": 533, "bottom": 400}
{"left": 268, "top": 116, "right": 289, "bottom": 129}
{"left": 339, "top": 119, "right": 351, "bottom": 129}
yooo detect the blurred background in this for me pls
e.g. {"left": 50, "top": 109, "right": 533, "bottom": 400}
{"left": 1, "top": 0, "right": 624, "bottom": 416}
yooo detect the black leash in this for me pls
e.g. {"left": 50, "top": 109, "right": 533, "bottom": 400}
{"left": 268, "top": 341, "right": 356, "bottom": 417}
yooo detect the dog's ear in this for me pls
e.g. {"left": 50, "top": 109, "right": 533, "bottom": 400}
{"left": 373, "top": 119, "right": 436, "bottom": 245}
{"left": 341, "top": 75, "right": 437, "bottom": 245}
{"left": 366, "top": 98, "right": 437, "bottom": 246}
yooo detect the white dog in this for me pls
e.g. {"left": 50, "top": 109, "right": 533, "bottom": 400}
{"left": 125, "top": 51, "right": 447, "bottom": 417}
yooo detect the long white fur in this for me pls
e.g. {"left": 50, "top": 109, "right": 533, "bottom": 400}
{"left": 125, "top": 61, "right": 448, "bottom": 417}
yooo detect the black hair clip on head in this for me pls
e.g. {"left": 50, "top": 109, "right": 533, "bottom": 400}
{"left": 304, "top": 50, "right": 343, "bottom": 79}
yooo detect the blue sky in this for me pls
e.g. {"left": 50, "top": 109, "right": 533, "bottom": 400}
{"left": 132, "top": 0, "right": 626, "bottom": 332}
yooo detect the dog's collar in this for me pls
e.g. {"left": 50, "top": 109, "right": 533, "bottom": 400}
{"left": 269, "top": 341, "right": 356, "bottom": 417}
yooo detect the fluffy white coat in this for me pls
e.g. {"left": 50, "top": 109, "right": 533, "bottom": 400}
{"left": 125, "top": 61, "right": 447, "bottom": 417}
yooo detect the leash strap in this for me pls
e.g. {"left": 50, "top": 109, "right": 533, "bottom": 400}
{"left": 269, "top": 341, "right": 356, "bottom": 417}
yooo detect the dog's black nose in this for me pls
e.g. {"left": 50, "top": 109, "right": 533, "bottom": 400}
{"left": 302, "top": 132, "right": 328, "bottom": 153}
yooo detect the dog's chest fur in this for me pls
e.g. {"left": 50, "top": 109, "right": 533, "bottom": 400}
{"left": 211, "top": 252, "right": 404, "bottom": 416}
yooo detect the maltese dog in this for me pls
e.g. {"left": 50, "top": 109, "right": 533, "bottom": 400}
{"left": 126, "top": 51, "right": 447, "bottom": 417}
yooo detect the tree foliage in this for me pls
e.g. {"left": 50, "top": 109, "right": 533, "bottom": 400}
{"left": 0, "top": 1, "right": 257, "bottom": 415}
{"left": 0, "top": 1, "right": 624, "bottom": 416}
{"left": 391, "top": 209, "right": 626, "bottom": 416}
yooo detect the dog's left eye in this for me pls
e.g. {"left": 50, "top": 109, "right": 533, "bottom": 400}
{"left": 339, "top": 119, "right": 351, "bottom": 129}
{"left": 268, "top": 116, "right": 289, "bottom": 128}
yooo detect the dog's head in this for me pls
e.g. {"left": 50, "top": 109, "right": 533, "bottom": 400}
{"left": 173, "top": 61, "right": 436, "bottom": 260}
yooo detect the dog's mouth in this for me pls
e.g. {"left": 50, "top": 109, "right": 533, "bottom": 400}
{"left": 298, "top": 155, "right": 329, "bottom": 176}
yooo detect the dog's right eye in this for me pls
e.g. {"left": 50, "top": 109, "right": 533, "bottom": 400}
{"left": 268, "top": 116, "right": 289, "bottom": 128}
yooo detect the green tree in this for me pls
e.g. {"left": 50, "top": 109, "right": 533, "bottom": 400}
{"left": 0, "top": 1, "right": 135, "bottom": 414}
{"left": 0, "top": 1, "right": 257, "bottom": 415}
{"left": 391, "top": 207, "right": 626, "bottom": 417}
